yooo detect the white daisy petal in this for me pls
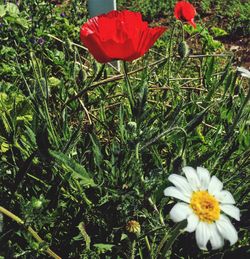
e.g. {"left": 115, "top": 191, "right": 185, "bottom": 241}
{"left": 216, "top": 214, "right": 238, "bottom": 246}
{"left": 209, "top": 223, "right": 224, "bottom": 250}
{"left": 215, "top": 190, "right": 235, "bottom": 204}
{"left": 169, "top": 202, "right": 192, "bottom": 222}
{"left": 195, "top": 221, "right": 210, "bottom": 250}
{"left": 221, "top": 204, "right": 240, "bottom": 221}
{"left": 168, "top": 174, "right": 192, "bottom": 197}
{"left": 237, "top": 66, "right": 250, "bottom": 78}
{"left": 182, "top": 166, "right": 200, "bottom": 191}
{"left": 208, "top": 176, "right": 223, "bottom": 195}
{"left": 197, "top": 167, "right": 210, "bottom": 190}
{"left": 185, "top": 213, "right": 199, "bottom": 233}
{"left": 164, "top": 187, "right": 190, "bottom": 203}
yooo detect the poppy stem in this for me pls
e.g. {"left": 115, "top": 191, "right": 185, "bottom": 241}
{"left": 181, "top": 23, "right": 185, "bottom": 42}
{"left": 176, "top": 20, "right": 185, "bottom": 41}
{"left": 122, "top": 61, "right": 135, "bottom": 110}
{"left": 62, "top": 53, "right": 230, "bottom": 109}
{"left": 166, "top": 22, "right": 177, "bottom": 89}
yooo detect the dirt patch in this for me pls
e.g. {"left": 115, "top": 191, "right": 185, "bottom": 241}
{"left": 216, "top": 33, "right": 250, "bottom": 69}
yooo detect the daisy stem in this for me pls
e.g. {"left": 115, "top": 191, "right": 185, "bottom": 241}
{"left": 130, "top": 239, "right": 136, "bottom": 259}
{"left": 0, "top": 206, "right": 61, "bottom": 259}
{"left": 157, "top": 221, "right": 186, "bottom": 259}
{"left": 144, "top": 235, "right": 153, "bottom": 258}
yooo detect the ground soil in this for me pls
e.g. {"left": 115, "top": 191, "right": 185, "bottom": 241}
{"left": 216, "top": 33, "right": 250, "bottom": 69}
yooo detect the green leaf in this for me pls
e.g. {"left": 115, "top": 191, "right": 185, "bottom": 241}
{"left": 5, "top": 3, "right": 19, "bottom": 17}
{"left": 211, "top": 27, "right": 228, "bottom": 37}
{"left": 49, "top": 150, "right": 96, "bottom": 187}
{"left": 1, "top": 46, "right": 15, "bottom": 55}
{"left": 0, "top": 141, "right": 10, "bottom": 153}
{"left": 78, "top": 222, "right": 91, "bottom": 250}
{"left": 48, "top": 77, "right": 61, "bottom": 87}
{"left": 15, "top": 17, "right": 29, "bottom": 29}
{"left": 205, "top": 57, "right": 215, "bottom": 83}
{"left": 185, "top": 107, "right": 209, "bottom": 133}
{"left": 0, "top": 113, "right": 12, "bottom": 134}
{"left": 89, "top": 134, "right": 103, "bottom": 168}
{"left": 16, "top": 114, "right": 33, "bottom": 122}
{"left": 0, "top": 5, "right": 6, "bottom": 17}
{"left": 93, "top": 243, "right": 114, "bottom": 254}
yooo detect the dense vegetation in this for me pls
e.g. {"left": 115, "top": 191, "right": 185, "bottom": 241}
{"left": 0, "top": 1, "right": 249, "bottom": 258}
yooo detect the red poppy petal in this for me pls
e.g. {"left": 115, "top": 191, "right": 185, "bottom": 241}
{"left": 102, "top": 38, "right": 136, "bottom": 61}
{"left": 146, "top": 27, "right": 166, "bottom": 51}
{"left": 80, "top": 10, "right": 167, "bottom": 63}
{"left": 81, "top": 33, "right": 112, "bottom": 63}
{"left": 81, "top": 16, "right": 100, "bottom": 36}
{"left": 188, "top": 18, "right": 196, "bottom": 28}
{"left": 174, "top": 1, "right": 184, "bottom": 20}
{"left": 181, "top": 2, "right": 196, "bottom": 21}
{"left": 174, "top": 1, "right": 196, "bottom": 22}
{"left": 134, "top": 27, "right": 166, "bottom": 61}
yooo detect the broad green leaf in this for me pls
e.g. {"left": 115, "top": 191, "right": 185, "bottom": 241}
{"left": 5, "top": 3, "right": 19, "bottom": 17}
{"left": 15, "top": 17, "right": 29, "bottom": 29}
{"left": 16, "top": 114, "right": 33, "bottom": 122}
{"left": 48, "top": 77, "right": 61, "bottom": 87}
{"left": 1, "top": 46, "right": 15, "bottom": 55}
{"left": 211, "top": 26, "right": 228, "bottom": 37}
{"left": 0, "top": 5, "right": 6, "bottom": 17}
{"left": 93, "top": 243, "right": 114, "bottom": 253}
{"left": 0, "top": 113, "right": 12, "bottom": 133}
{"left": 49, "top": 150, "right": 96, "bottom": 187}
{"left": 0, "top": 141, "right": 10, "bottom": 153}
{"left": 89, "top": 134, "right": 103, "bottom": 168}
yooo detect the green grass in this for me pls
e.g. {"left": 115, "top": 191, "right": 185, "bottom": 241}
{"left": 119, "top": 0, "right": 250, "bottom": 35}
{"left": 0, "top": 0, "right": 249, "bottom": 258}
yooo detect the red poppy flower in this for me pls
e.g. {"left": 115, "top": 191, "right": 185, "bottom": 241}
{"left": 80, "top": 10, "right": 166, "bottom": 63}
{"left": 174, "top": 1, "right": 197, "bottom": 28}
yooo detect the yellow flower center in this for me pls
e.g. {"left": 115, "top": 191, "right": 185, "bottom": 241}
{"left": 190, "top": 191, "right": 220, "bottom": 223}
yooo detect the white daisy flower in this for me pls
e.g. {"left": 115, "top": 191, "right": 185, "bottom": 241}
{"left": 164, "top": 166, "right": 240, "bottom": 250}
{"left": 237, "top": 66, "right": 250, "bottom": 78}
